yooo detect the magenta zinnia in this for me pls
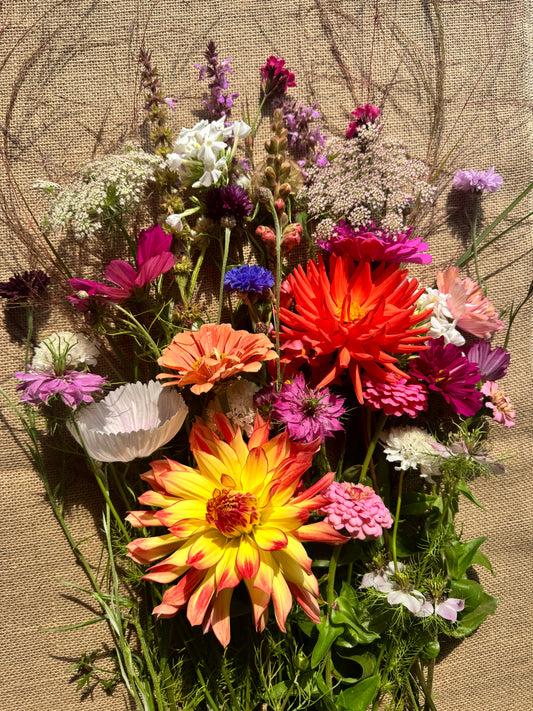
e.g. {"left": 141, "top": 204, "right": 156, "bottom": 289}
{"left": 126, "top": 414, "right": 346, "bottom": 646}
{"left": 278, "top": 254, "right": 431, "bottom": 402}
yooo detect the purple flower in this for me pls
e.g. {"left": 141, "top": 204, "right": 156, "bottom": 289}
{"left": 346, "top": 103, "right": 380, "bottom": 138}
{"left": 68, "top": 225, "right": 175, "bottom": 309}
{"left": 223, "top": 265, "right": 274, "bottom": 296}
{"left": 195, "top": 40, "right": 239, "bottom": 120}
{"left": 464, "top": 340, "right": 510, "bottom": 382}
{"left": 260, "top": 56, "right": 296, "bottom": 98}
{"left": 273, "top": 98, "right": 326, "bottom": 162}
{"left": 452, "top": 167, "right": 503, "bottom": 193}
{"left": 270, "top": 373, "right": 345, "bottom": 443}
{"left": 409, "top": 337, "right": 483, "bottom": 417}
{"left": 318, "top": 220, "right": 432, "bottom": 265}
{"left": 14, "top": 369, "right": 106, "bottom": 409}
{"left": 0, "top": 270, "right": 50, "bottom": 301}
{"left": 204, "top": 184, "right": 253, "bottom": 226}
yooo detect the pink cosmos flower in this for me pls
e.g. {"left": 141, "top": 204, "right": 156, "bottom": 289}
{"left": 14, "top": 368, "right": 106, "bottom": 409}
{"left": 68, "top": 225, "right": 175, "bottom": 309}
{"left": 318, "top": 482, "right": 393, "bottom": 540}
{"left": 362, "top": 375, "right": 428, "bottom": 418}
{"left": 481, "top": 381, "right": 515, "bottom": 427}
{"left": 436, "top": 267, "right": 503, "bottom": 339}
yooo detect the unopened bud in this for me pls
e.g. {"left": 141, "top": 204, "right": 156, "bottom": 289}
{"left": 254, "top": 321, "right": 268, "bottom": 334}
{"left": 278, "top": 183, "right": 292, "bottom": 199}
{"left": 257, "top": 187, "right": 273, "bottom": 203}
{"left": 221, "top": 215, "right": 237, "bottom": 230}
{"left": 274, "top": 199, "right": 285, "bottom": 214}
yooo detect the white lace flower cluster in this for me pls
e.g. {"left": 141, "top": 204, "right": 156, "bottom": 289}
{"left": 361, "top": 563, "right": 465, "bottom": 622}
{"left": 380, "top": 425, "right": 441, "bottom": 482}
{"left": 166, "top": 117, "right": 251, "bottom": 188}
{"left": 32, "top": 331, "right": 99, "bottom": 373}
{"left": 205, "top": 378, "right": 259, "bottom": 436}
{"left": 416, "top": 287, "right": 465, "bottom": 347}
{"left": 35, "top": 144, "right": 161, "bottom": 239}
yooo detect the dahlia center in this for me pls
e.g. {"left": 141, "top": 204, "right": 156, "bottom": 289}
{"left": 206, "top": 488, "right": 259, "bottom": 537}
{"left": 335, "top": 299, "right": 366, "bottom": 323}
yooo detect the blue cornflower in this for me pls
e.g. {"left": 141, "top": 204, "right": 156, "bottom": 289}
{"left": 223, "top": 265, "right": 274, "bottom": 296}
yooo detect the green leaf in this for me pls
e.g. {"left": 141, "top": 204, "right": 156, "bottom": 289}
{"left": 444, "top": 537, "right": 487, "bottom": 579}
{"left": 448, "top": 579, "right": 485, "bottom": 612}
{"left": 400, "top": 492, "right": 439, "bottom": 515}
{"left": 330, "top": 584, "right": 380, "bottom": 645}
{"left": 334, "top": 650, "right": 377, "bottom": 679}
{"left": 456, "top": 480, "right": 484, "bottom": 509}
{"left": 311, "top": 616, "right": 343, "bottom": 669}
{"left": 451, "top": 593, "right": 498, "bottom": 638}
{"left": 472, "top": 549, "right": 494, "bottom": 574}
{"left": 335, "top": 674, "right": 380, "bottom": 711}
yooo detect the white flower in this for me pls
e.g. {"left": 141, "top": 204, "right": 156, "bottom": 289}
{"left": 231, "top": 120, "right": 252, "bottom": 139}
{"left": 435, "top": 597, "right": 465, "bottom": 623}
{"left": 417, "top": 288, "right": 465, "bottom": 347}
{"left": 32, "top": 331, "right": 99, "bottom": 373}
{"left": 165, "top": 214, "right": 183, "bottom": 231}
{"left": 387, "top": 585, "right": 426, "bottom": 614}
{"left": 67, "top": 380, "right": 188, "bottom": 462}
{"left": 381, "top": 426, "right": 440, "bottom": 480}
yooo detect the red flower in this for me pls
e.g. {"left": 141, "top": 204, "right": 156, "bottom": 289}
{"left": 278, "top": 254, "right": 431, "bottom": 402}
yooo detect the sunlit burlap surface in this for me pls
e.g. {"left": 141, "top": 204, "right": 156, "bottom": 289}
{"left": 1, "top": 1, "right": 532, "bottom": 709}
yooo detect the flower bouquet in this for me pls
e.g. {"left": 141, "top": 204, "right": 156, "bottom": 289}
{"left": 2, "top": 33, "right": 532, "bottom": 711}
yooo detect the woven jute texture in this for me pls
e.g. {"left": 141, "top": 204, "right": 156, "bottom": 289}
{"left": 1, "top": 1, "right": 532, "bottom": 709}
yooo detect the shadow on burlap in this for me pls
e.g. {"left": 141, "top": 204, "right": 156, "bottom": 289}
{"left": 0, "top": 1, "right": 531, "bottom": 709}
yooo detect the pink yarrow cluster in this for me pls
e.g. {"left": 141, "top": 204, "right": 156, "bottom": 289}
{"left": 319, "top": 482, "right": 393, "bottom": 540}
{"left": 362, "top": 376, "right": 427, "bottom": 418}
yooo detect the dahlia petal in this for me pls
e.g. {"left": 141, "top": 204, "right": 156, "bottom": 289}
{"left": 287, "top": 582, "right": 321, "bottom": 623}
{"left": 250, "top": 550, "right": 274, "bottom": 595}
{"left": 138, "top": 489, "right": 177, "bottom": 508}
{"left": 241, "top": 446, "right": 269, "bottom": 494}
{"left": 158, "top": 467, "right": 216, "bottom": 500}
{"left": 186, "top": 529, "right": 226, "bottom": 569}
{"left": 253, "top": 526, "right": 288, "bottom": 551}
{"left": 296, "top": 521, "right": 349, "bottom": 545}
{"left": 236, "top": 536, "right": 261, "bottom": 579}
{"left": 214, "top": 539, "right": 241, "bottom": 590}
{"left": 127, "top": 533, "right": 180, "bottom": 564}
{"left": 260, "top": 505, "right": 309, "bottom": 531}
{"left": 210, "top": 588, "right": 234, "bottom": 647}
{"left": 156, "top": 499, "right": 207, "bottom": 527}
{"left": 244, "top": 579, "right": 271, "bottom": 630}
{"left": 125, "top": 510, "right": 161, "bottom": 528}
{"left": 187, "top": 570, "right": 216, "bottom": 626}
{"left": 271, "top": 568, "right": 293, "bottom": 631}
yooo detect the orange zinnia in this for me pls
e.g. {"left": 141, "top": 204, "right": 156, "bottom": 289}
{"left": 279, "top": 254, "right": 431, "bottom": 402}
{"left": 126, "top": 414, "right": 346, "bottom": 646}
{"left": 157, "top": 323, "right": 278, "bottom": 395}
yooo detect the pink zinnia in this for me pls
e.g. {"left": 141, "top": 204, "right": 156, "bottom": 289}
{"left": 481, "top": 381, "right": 515, "bottom": 427}
{"left": 68, "top": 225, "right": 175, "bottom": 309}
{"left": 318, "top": 482, "right": 393, "bottom": 540}
{"left": 436, "top": 267, "right": 503, "bottom": 339}
{"left": 362, "top": 375, "right": 427, "bottom": 418}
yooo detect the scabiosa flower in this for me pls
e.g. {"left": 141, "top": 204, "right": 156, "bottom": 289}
{"left": 346, "top": 103, "right": 380, "bottom": 138}
{"left": 409, "top": 337, "right": 483, "bottom": 417}
{"left": 223, "top": 265, "right": 274, "bottom": 297}
{"left": 465, "top": 340, "right": 510, "bottom": 382}
{"left": 278, "top": 254, "right": 431, "bottom": 403}
{"left": 452, "top": 167, "right": 503, "bottom": 193}
{"left": 32, "top": 331, "right": 99, "bottom": 373}
{"left": 67, "top": 380, "right": 188, "bottom": 462}
{"left": 204, "top": 184, "right": 253, "bottom": 227}
{"left": 270, "top": 373, "right": 345, "bottom": 444}
{"left": 318, "top": 482, "right": 393, "bottom": 539}
{"left": 481, "top": 381, "right": 515, "bottom": 427}
{"left": 260, "top": 56, "right": 296, "bottom": 98}
{"left": 0, "top": 269, "right": 50, "bottom": 301}
{"left": 318, "top": 220, "right": 432, "bottom": 265}
{"left": 195, "top": 40, "right": 239, "bottom": 120}
{"left": 126, "top": 414, "right": 346, "bottom": 646}
{"left": 437, "top": 268, "right": 504, "bottom": 339}
{"left": 14, "top": 369, "right": 106, "bottom": 409}
{"left": 362, "top": 376, "right": 427, "bottom": 418}
{"left": 380, "top": 426, "right": 440, "bottom": 479}
{"left": 157, "top": 323, "right": 278, "bottom": 395}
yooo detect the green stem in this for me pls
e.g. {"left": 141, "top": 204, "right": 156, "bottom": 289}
{"left": 424, "top": 659, "right": 435, "bottom": 711}
{"left": 359, "top": 411, "right": 388, "bottom": 484}
{"left": 114, "top": 215, "right": 137, "bottom": 264}
{"left": 391, "top": 469, "right": 405, "bottom": 574}
{"left": 94, "top": 467, "right": 131, "bottom": 542}
{"left": 187, "top": 241, "right": 209, "bottom": 302}
{"left": 112, "top": 302, "right": 161, "bottom": 360}
{"left": 413, "top": 660, "right": 438, "bottom": 711}
{"left": 325, "top": 544, "right": 343, "bottom": 696}
{"left": 24, "top": 304, "right": 34, "bottom": 371}
{"left": 270, "top": 200, "right": 283, "bottom": 386}
{"left": 470, "top": 197, "right": 484, "bottom": 290}
{"left": 249, "top": 95, "right": 268, "bottom": 137}
{"left": 217, "top": 227, "right": 231, "bottom": 324}
{"left": 131, "top": 617, "right": 165, "bottom": 711}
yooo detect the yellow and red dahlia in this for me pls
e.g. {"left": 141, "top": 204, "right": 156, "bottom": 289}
{"left": 126, "top": 414, "right": 346, "bottom": 646}
{"left": 157, "top": 323, "right": 277, "bottom": 395}
{"left": 278, "top": 254, "right": 431, "bottom": 402}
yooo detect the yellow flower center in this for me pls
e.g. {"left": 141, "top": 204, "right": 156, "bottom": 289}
{"left": 192, "top": 349, "right": 229, "bottom": 370}
{"left": 335, "top": 299, "right": 366, "bottom": 323}
{"left": 349, "top": 485, "right": 371, "bottom": 502}
{"left": 206, "top": 488, "right": 259, "bottom": 537}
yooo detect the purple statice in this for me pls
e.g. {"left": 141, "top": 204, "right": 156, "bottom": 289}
{"left": 0, "top": 270, "right": 50, "bottom": 301}
{"left": 195, "top": 40, "right": 239, "bottom": 120}
{"left": 452, "top": 167, "right": 503, "bottom": 193}
{"left": 223, "top": 265, "right": 274, "bottom": 297}
{"left": 409, "top": 337, "right": 483, "bottom": 417}
{"left": 273, "top": 97, "right": 326, "bottom": 162}
{"left": 14, "top": 369, "right": 106, "bottom": 409}
{"left": 464, "top": 340, "right": 510, "bottom": 382}
{"left": 318, "top": 219, "right": 432, "bottom": 265}
{"left": 204, "top": 184, "right": 253, "bottom": 227}
{"left": 270, "top": 373, "right": 345, "bottom": 443}
{"left": 346, "top": 103, "right": 380, "bottom": 139}
{"left": 260, "top": 56, "right": 296, "bottom": 99}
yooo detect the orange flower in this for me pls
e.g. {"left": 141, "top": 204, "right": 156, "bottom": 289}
{"left": 126, "top": 414, "right": 346, "bottom": 646}
{"left": 279, "top": 254, "right": 431, "bottom": 402}
{"left": 157, "top": 323, "right": 278, "bottom": 395}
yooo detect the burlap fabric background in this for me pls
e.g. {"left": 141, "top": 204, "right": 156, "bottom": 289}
{"left": 1, "top": 1, "right": 532, "bottom": 709}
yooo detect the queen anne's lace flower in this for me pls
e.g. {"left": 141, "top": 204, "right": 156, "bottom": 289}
{"left": 318, "top": 482, "right": 393, "bottom": 539}
{"left": 32, "top": 331, "right": 99, "bottom": 373}
{"left": 205, "top": 378, "right": 259, "bottom": 437}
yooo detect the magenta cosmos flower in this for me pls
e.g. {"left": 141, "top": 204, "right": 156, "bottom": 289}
{"left": 465, "top": 340, "right": 510, "bottom": 382}
{"left": 452, "top": 167, "right": 503, "bottom": 193}
{"left": 14, "top": 369, "right": 106, "bottom": 409}
{"left": 319, "top": 220, "right": 432, "bottom": 265}
{"left": 318, "top": 482, "right": 393, "bottom": 540}
{"left": 362, "top": 375, "right": 427, "bottom": 418}
{"left": 409, "top": 337, "right": 482, "bottom": 417}
{"left": 68, "top": 225, "right": 175, "bottom": 309}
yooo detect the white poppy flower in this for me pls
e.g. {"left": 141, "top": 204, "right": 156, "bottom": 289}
{"left": 68, "top": 380, "right": 188, "bottom": 462}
